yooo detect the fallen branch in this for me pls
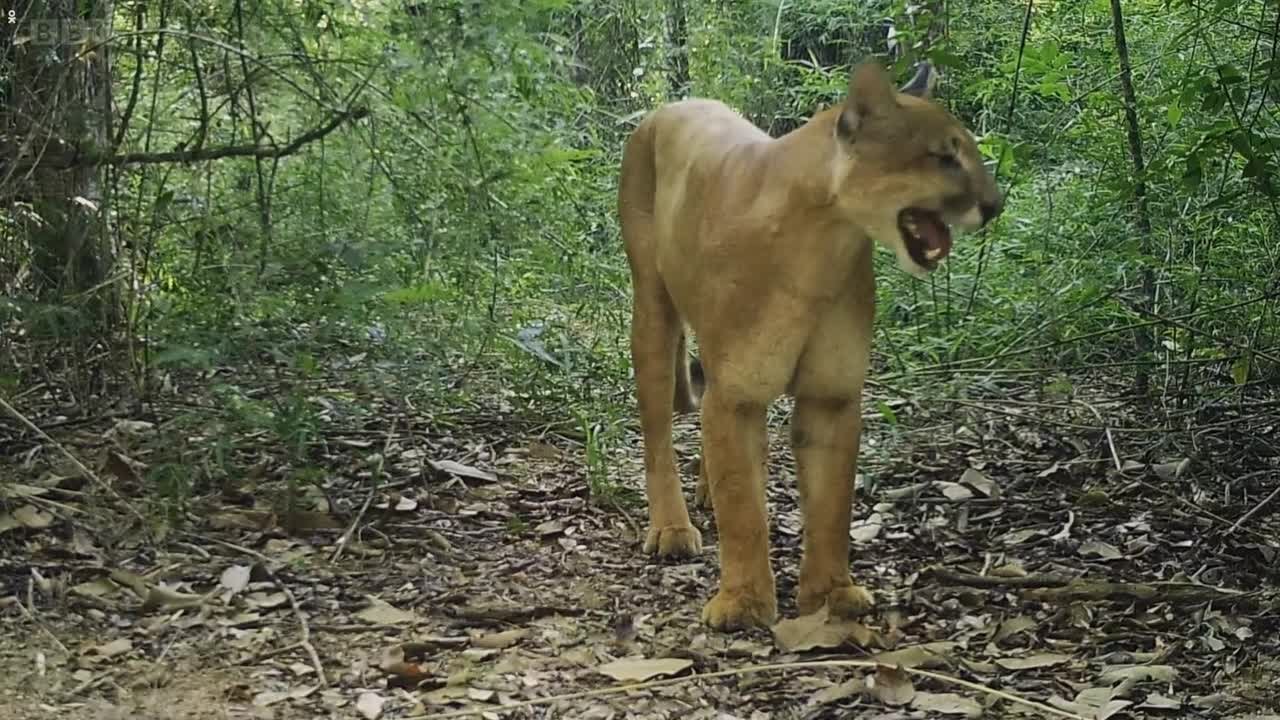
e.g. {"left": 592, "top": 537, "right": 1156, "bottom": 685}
{"left": 405, "top": 658, "right": 1089, "bottom": 720}
{"left": 1023, "top": 580, "right": 1253, "bottom": 606}
{"left": 926, "top": 568, "right": 1076, "bottom": 589}
{"left": 5, "top": 107, "right": 368, "bottom": 171}
{"left": 445, "top": 603, "right": 585, "bottom": 626}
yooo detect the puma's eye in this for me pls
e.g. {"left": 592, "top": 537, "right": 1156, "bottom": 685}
{"left": 934, "top": 152, "right": 962, "bottom": 170}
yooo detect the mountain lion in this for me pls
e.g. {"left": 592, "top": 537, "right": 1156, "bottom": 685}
{"left": 617, "top": 59, "right": 1004, "bottom": 629}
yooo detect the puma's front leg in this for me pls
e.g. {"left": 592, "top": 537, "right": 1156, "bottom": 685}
{"left": 700, "top": 389, "right": 777, "bottom": 629}
{"left": 792, "top": 397, "right": 874, "bottom": 618}
{"left": 694, "top": 434, "right": 768, "bottom": 511}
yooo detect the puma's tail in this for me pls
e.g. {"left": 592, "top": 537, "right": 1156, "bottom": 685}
{"left": 674, "top": 333, "right": 704, "bottom": 414}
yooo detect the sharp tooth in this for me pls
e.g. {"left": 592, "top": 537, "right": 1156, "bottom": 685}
{"left": 925, "top": 248, "right": 942, "bottom": 260}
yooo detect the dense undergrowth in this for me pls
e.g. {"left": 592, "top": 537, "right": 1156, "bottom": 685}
{"left": 3, "top": 0, "right": 1278, "bottom": 514}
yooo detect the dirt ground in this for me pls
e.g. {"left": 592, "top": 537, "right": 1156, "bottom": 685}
{"left": 2, "top": 376, "right": 1278, "bottom": 720}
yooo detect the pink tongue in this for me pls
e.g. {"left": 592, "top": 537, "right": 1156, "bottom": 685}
{"left": 918, "top": 214, "right": 952, "bottom": 258}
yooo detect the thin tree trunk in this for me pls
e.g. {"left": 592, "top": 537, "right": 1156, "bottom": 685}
{"left": 666, "top": 0, "right": 689, "bottom": 98}
{"left": 1109, "top": 0, "right": 1156, "bottom": 398}
{"left": 5, "top": 1, "right": 113, "bottom": 314}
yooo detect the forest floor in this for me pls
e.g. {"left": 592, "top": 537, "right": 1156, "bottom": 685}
{"left": 1, "top": 358, "right": 1279, "bottom": 720}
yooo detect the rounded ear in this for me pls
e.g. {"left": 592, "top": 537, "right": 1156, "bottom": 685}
{"left": 899, "top": 62, "right": 937, "bottom": 99}
{"left": 838, "top": 60, "right": 898, "bottom": 141}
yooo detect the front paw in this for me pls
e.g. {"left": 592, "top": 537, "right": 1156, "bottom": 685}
{"left": 701, "top": 586, "right": 778, "bottom": 630}
{"left": 797, "top": 582, "right": 875, "bottom": 619}
{"left": 643, "top": 524, "right": 703, "bottom": 558}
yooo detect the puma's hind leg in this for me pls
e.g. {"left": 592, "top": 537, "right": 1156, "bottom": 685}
{"left": 631, "top": 284, "right": 702, "bottom": 558}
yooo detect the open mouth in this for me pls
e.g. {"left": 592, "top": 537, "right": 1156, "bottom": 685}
{"left": 898, "top": 208, "right": 953, "bottom": 270}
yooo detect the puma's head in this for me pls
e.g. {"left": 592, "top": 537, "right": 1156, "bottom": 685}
{"left": 830, "top": 59, "right": 1004, "bottom": 278}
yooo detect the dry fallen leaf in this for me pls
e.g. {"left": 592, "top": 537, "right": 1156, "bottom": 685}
{"left": 850, "top": 513, "right": 884, "bottom": 542}
{"left": 868, "top": 665, "right": 915, "bottom": 706}
{"left": 1151, "top": 458, "right": 1190, "bottom": 481}
{"left": 992, "top": 615, "right": 1038, "bottom": 646}
{"left": 995, "top": 653, "right": 1072, "bottom": 670}
{"left": 141, "top": 585, "right": 209, "bottom": 612}
{"left": 70, "top": 578, "right": 119, "bottom": 599}
{"left": 912, "top": 691, "right": 982, "bottom": 717}
{"left": 1097, "top": 664, "right": 1178, "bottom": 684}
{"left": 772, "top": 607, "right": 879, "bottom": 652}
{"left": 253, "top": 691, "right": 290, "bottom": 707}
{"left": 596, "top": 657, "right": 693, "bottom": 682}
{"left": 870, "top": 642, "right": 957, "bottom": 669}
{"left": 83, "top": 638, "right": 132, "bottom": 660}
{"left": 219, "top": 565, "right": 252, "bottom": 595}
{"left": 472, "top": 629, "right": 527, "bottom": 649}
{"left": 356, "top": 596, "right": 420, "bottom": 626}
{"left": 935, "top": 481, "right": 974, "bottom": 501}
{"left": 1051, "top": 686, "right": 1132, "bottom": 720}
{"left": 279, "top": 510, "right": 343, "bottom": 531}
{"left": 960, "top": 467, "right": 1000, "bottom": 497}
{"left": 245, "top": 591, "right": 289, "bottom": 610}
{"left": 989, "top": 562, "right": 1027, "bottom": 578}
{"left": 1078, "top": 540, "right": 1124, "bottom": 560}
{"left": 809, "top": 677, "right": 865, "bottom": 706}
{"left": 999, "top": 528, "right": 1043, "bottom": 545}
{"left": 429, "top": 459, "right": 498, "bottom": 483}
{"left": 13, "top": 505, "right": 54, "bottom": 529}
{"left": 356, "top": 691, "right": 386, "bottom": 720}
{"left": 534, "top": 520, "right": 566, "bottom": 538}
{"left": 1139, "top": 693, "right": 1182, "bottom": 710}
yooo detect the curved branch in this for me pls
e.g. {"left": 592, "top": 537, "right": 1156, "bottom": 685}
{"left": 5, "top": 107, "right": 368, "bottom": 171}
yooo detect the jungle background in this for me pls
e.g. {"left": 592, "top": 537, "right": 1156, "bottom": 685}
{"left": 1, "top": 1, "right": 1278, "bottom": 719}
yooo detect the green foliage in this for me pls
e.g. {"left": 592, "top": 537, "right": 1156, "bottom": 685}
{"left": 5, "top": 0, "right": 1277, "bottom": 501}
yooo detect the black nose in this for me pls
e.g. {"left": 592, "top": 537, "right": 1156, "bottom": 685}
{"left": 980, "top": 195, "right": 1004, "bottom": 226}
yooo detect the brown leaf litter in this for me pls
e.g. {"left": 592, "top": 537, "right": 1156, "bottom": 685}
{"left": 1, "top": 370, "right": 1277, "bottom": 719}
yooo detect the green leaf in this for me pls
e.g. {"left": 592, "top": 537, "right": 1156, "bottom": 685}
{"left": 153, "top": 346, "right": 214, "bottom": 369}
{"left": 383, "top": 282, "right": 447, "bottom": 305}
{"left": 1231, "top": 356, "right": 1250, "bottom": 386}
{"left": 876, "top": 400, "right": 898, "bottom": 426}
{"left": 925, "top": 47, "right": 964, "bottom": 69}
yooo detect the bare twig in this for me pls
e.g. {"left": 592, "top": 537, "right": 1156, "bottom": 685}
{"left": 200, "top": 536, "right": 328, "bottom": 687}
{"left": 1076, "top": 400, "right": 1122, "bottom": 471}
{"left": 1226, "top": 483, "right": 1280, "bottom": 536}
{"left": 0, "top": 396, "right": 148, "bottom": 529}
{"left": 331, "top": 418, "right": 397, "bottom": 563}
{"left": 13, "top": 597, "right": 72, "bottom": 656}
{"left": 406, "top": 658, "right": 1089, "bottom": 720}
